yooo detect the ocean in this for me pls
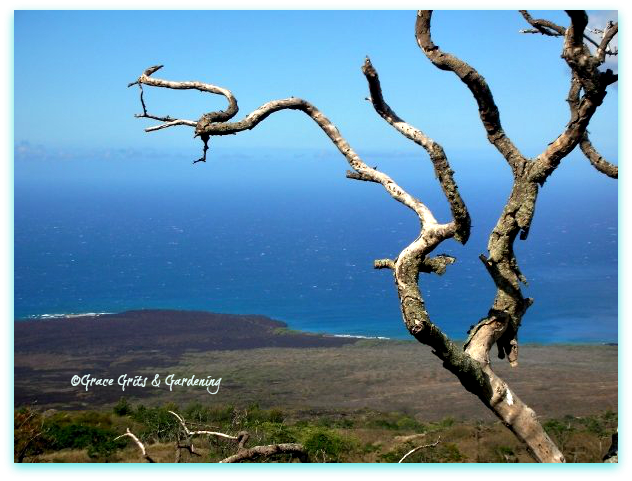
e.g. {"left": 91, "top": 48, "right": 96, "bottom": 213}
{"left": 14, "top": 152, "right": 618, "bottom": 343}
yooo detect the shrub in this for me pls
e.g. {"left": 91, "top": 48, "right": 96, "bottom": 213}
{"left": 113, "top": 397, "right": 132, "bottom": 417}
{"left": 130, "top": 405, "right": 180, "bottom": 442}
{"left": 301, "top": 427, "right": 348, "bottom": 462}
{"left": 43, "top": 421, "right": 125, "bottom": 460}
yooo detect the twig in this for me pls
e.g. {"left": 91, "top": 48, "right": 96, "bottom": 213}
{"left": 168, "top": 411, "right": 238, "bottom": 439}
{"left": 398, "top": 436, "right": 441, "bottom": 463}
{"left": 114, "top": 428, "right": 155, "bottom": 463}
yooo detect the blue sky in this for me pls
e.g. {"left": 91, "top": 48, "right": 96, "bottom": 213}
{"left": 14, "top": 10, "right": 618, "bottom": 172}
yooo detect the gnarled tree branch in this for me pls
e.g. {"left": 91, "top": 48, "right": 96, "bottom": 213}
{"left": 566, "top": 73, "right": 618, "bottom": 179}
{"left": 595, "top": 21, "right": 618, "bottom": 63}
{"left": 361, "top": 56, "right": 470, "bottom": 244}
{"left": 196, "top": 95, "right": 443, "bottom": 229}
{"left": 580, "top": 133, "right": 618, "bottom": 178}
{"left": 219, "top": 443, "right": 308, "bottom": 463}
{"left": 519, "top": 10, "right": 618, "bottom": 60}
{"left": 129, "top": 64, "right": 238, "bottom": 148}
{"left": 519, "top": 10, "right": 566, "bottom": 37}
{"left": 415, "top": 11, "right": 527, "bottom": 175}
{"left": 529, "top": 11, "right": 617, "bottom": 184}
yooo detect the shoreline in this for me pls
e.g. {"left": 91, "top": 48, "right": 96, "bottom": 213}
{"left": 14, "top": 308, "right": 618, "bottom": 346}
{"left": 14, "top": 309, "right": 617, "bottom": 417}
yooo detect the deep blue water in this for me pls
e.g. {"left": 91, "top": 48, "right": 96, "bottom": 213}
{"left": 14, "top": 152, "right": 618, "bottom": 343}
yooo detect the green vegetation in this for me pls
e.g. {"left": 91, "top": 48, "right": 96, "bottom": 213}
{"left": 271, "top": 327, "right": 305, "bottom": 336}
{"left": 14, "top": 403, "right": 617, "bottom": 463}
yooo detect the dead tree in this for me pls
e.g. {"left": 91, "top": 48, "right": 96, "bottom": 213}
{"left": 116, "top": 413, "right": 307, "bottom": 463}
{"left": 128, "top": 11, "right": 617, "bottom": 463}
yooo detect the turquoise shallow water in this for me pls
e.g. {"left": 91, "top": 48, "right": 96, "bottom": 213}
{"left": 14, "top": 155, "right": 618, "bottom": 343}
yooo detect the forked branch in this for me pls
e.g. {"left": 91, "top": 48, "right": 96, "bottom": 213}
{"left": 129, "top": 64, "right": 238, "bottom": 134}
{"left": 361, "top": 56, "right": 470, "bottom": 244}
{"left": 519, "top": 9, "right": 618, "bottom": 59}
{"left": 529, "top": 10, "right": 617, "bottom": 184}
{"left": 130, "top": 68, "right": 445, "bottom": 231}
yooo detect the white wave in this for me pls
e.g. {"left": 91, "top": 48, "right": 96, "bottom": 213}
{"left": 330, "top": 334, "right": 390, "bottom": 340}
{"left": 30, "top": 312, "right": 112, "bottom": 320}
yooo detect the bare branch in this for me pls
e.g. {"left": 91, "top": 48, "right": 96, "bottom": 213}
{"left": 519, "top": 10, "right": 565, "bottom": 36}
{"left": 596, "top": 22, "right": 618, "bottom": 63}
{"left": 580, "top": 133, "right": 618, "bottom": 178}
{"left": 197, "top": 96, "right": 443, "bottom": 229}
{"left": 398, "top": 436, "right": 441, "bottom": 463}
{"left": 132, "top": 65, "right": 239, "bottom": 123}
{"left": 374, "top": 258, "right": 395, "bottom": 270}
{"left": 128, "top": 65, "right": 239, "bottom": 149}
{"left": 529, "top": 11, "right": 617, "bottom": 184}
{"left": 361, "top": 56, "right": 471, "bottom": 244}
{"left": 115, "top": 428, "right": 155, "bottom": 462}
{"left": 145, "top": 119, "right": 197, "bottom": 132}
{"left": 566, "top": 70, "right": 617, "bottom": 179}
{"left": 519, "top": 10, "right": 617, "bottom": 57}
{"left": 219, "top": 443, "right": 308, "bottom": 463}
{"left": 129, "top": 70, "right": 193, "bottom": 132}
{"left": 168, "top": 411, "right": 238, "bottom": 440}
{"left": 415, "top": 10, "right": 526, "bottom": 175}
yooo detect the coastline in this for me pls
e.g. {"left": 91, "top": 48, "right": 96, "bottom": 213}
{"left": 14, "top": 309, "right": 618, "bottom": 420}
{"left": 14, "top": 308, "right": 617, "bottom": 346}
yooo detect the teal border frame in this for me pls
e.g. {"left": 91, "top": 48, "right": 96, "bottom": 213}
{"left": 2, "top": 2, "right": 630, "bottom": 479}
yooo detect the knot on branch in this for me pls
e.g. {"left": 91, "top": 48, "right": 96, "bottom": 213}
{"left": 346, "top": 169, "right": 376, "bottom": 182}
{"left": 419, "top": 254, "right": 456, "bottom": 276}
